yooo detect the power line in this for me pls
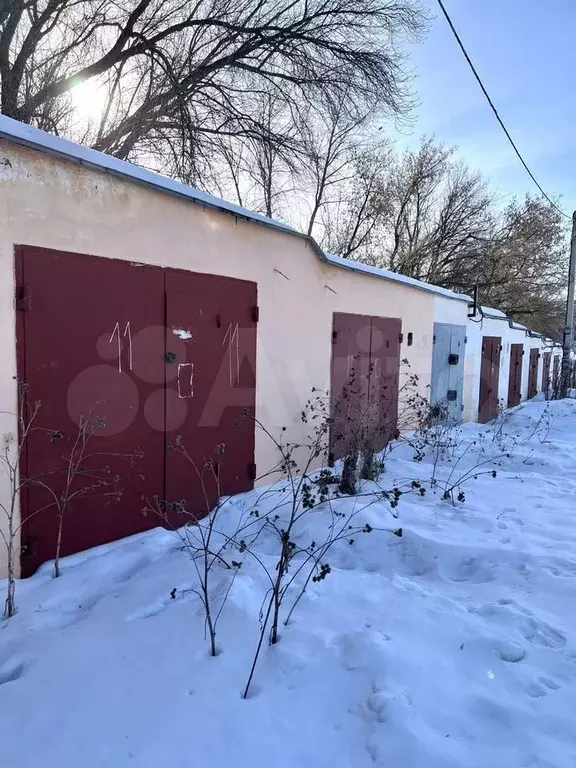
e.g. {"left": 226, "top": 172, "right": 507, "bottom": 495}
{"left": 435, "top": 0, "right": 569, "bottom": 219}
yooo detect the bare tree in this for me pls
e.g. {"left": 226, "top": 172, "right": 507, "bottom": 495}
{"left": 321, "top": 135, "right": 565, "bottom": 338}
{"left": 299, "top": 98, "right": 371, "bottom": 237}
{"left": 473, "top": 197, "right": 568, "bottom": 337}
{"left": 0, "top": 0, "right": 426, "bottom": 182}
{"left": 321, "top": 140, "right": 394, "bottom": 258}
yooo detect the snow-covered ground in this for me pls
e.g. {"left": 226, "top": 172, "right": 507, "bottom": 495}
{"left": 2, "top": 399, "right": 576, "bottom": 768}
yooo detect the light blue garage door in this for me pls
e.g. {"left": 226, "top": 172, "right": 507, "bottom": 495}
{"left": 430, "top": 322, "right": 466, "bottom": 422}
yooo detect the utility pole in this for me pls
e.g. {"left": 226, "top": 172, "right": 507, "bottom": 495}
{"left": 560, "top": 211, "right": 576, "bottom": 397}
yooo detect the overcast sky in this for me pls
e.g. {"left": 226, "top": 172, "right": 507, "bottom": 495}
{"left": 403, "top": 0, "right": 575, "bottom": 213}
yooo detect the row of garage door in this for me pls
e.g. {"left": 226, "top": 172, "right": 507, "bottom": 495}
{"left": 16, "top": 246, "right": 555, "bottom": 574}
{"left": 17, "top": 247, "right": 405, "bottom": 575}
{"left": 431, "top": 325, "right": 559, "bottom": 424}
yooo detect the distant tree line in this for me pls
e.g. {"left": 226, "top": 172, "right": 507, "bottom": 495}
{"left": 0, "top": 0, "right": 567, "bottom": 336}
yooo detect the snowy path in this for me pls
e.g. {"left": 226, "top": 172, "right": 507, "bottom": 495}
{"left": 1, "top": 399, "right": 576, "bottom": 768}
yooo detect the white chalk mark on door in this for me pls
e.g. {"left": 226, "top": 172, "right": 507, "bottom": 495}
{"left": 172, "top": 328, "right": 193, "bottom": 340}
{"left": 109, "top": 321, "right": 132, "bottom": 373}
{"left": 223, "top": 323, "right": 240, "bottom": 385}
{"left": 123, "top": 322, "right": 133, "bottom": 371}
{"left": 177, "top": 363, "right": 194, "bottom": 398}
{"left": 109, "top": 322, "right": 122, "bottom": 373}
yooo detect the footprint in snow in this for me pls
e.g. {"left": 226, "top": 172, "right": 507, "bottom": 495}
{"left": 126, "top": 598, "right": 168, "bottom": 621}
{"left": 0, "top": 657, "right": 28, "bottom": 686}
{"left": 494, "top": 639, "right": 525, "bottom": 663}
{"left": 125, "top": 584, "right": 196, "bottom": 621}
{"left": 541, "top": 558, "right": 576, "bottom": 578}
{"left": 27, "top": 556, "right": 152, "bottom": 632}
{"left": 519, "top": 617, "right": 566, "bottom": 649}
{"left": 525, "top": 680, "right": 548, "bottom": 698}
{"left": 365, "top": 690, "right": 389, "bottom": 724}
{"left": 28, "top": 597, "right": 99, "bottom": 631}
{"left": 538, "top": 676, "right": 561, "bottom": 691}
{"left": 447, "top": 557, "right": 496, "bottom": 584}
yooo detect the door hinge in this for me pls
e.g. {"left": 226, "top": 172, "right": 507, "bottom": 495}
{"left": 399, "top": 333, "right": 404, "bottom": 343}
{"left": 251, "top": 306, "right": 260, "bottom": 323}
{"left": 16, "top": 285, "right": 31, "bottom": 311}
{"left": 247, "top": 461, "right": 257, "bottom": 481}
{"left": 464, "top": 336, "right": 468, "bottom": 343}
{"left": 332, "top": 330, "right": 338, "bottom": 343}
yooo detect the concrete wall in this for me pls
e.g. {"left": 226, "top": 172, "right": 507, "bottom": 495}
{"left": 0, "top": 139, "right": 435, "bottom": 575}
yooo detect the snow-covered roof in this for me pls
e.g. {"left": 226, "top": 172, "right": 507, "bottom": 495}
{"left": 0, "top": 113, "right": 471, "bottom": 304}
{"left": 322, "top": 253, "right": 473, "bottom": 302}
{"left": 480, "top": 305, "right": 508, "bottom": 320}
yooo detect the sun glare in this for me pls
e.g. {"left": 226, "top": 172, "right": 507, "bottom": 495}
{"left": 70, "top": 78, "right": 108, "bottom": 122}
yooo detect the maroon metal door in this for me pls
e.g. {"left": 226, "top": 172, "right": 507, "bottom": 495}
{"left": 369, "top": 316, "right": 401, "bottom": 451}
{"left": 507, "top": 343, "right": 523, "bottom": 408}
{"left": 527, "top": 348, "right": 539, "bottom": 399}
{"left": 16, "top": 246, "right": 166, "bottom": 576}
{"left": 16, "top": 246, "right": 257, "bottom": 575}
{"left": 541, "top": 352, "right": 551, "bottom": 395}
{"left": 330, "top": 313, "right": 372, "bottom": 461}
{"left": 478, "top": 336, "right": 501, "bottom": 423}
{"left": 330, "top": 312, "right": 401, "bottom": 460}
{"left": 164, "top": 270, "right": 257, "bottom": 521}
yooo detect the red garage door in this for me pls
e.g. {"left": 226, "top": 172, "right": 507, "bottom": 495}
{"left": 330, "top": 312, "right": 401, "bottom": 461}
{"left": 527, "top": 348, "right": 539, "bottom": 399}
{"left": 507, "top": 343, "right": 523, "bottom": 408}
{"left": 478, "top": 336, "right": 501, "bottom": 423}
{"left": 164, "top": 270, "right": 257, "bottom": 525}
{"left": 16, "top": 246, "right": 257, "bottom": 575}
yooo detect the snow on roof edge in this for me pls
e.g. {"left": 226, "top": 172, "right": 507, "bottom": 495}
{"left": 0, "top": 114, "right": 471, "bottom": 304}
{"left": 323, "top": 253, "right": 472, "bottom": 302}
{"left": 0, "top": 114, "right": 297, "bottom": 234}
{"left": 480, "top": 305, "right": 508, "bottom": 319}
